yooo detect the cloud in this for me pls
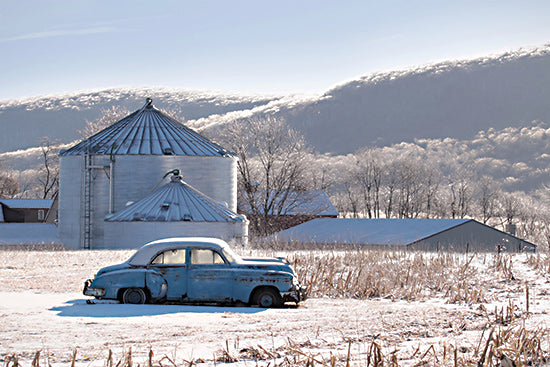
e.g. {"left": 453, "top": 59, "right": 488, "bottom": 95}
{"left": 0, "top": 26, "right": 116, "bottom": 43}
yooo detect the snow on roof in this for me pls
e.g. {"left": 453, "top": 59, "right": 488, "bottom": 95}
{"left": 0, "top": 223, "right": 61, "bottom": 245}
{"left": 0, "top": 199, "right": 54, "bottom": 209}
{"left": 269, "top": 218, "right": 472, "bottom": 245}
{"left": 106, "top": 175, "right": 247, "bottom": 223}
{"left": 60, "top": 99, "right": 232, "bottom": 157}
{"left": 238, "top": 190, "right": 338, "bottom": 216}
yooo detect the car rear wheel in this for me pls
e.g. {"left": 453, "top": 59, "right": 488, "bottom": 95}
{"left": 122, "top": 287, "right": 147, "bottom": 304}
{"left": 254, "top": 288, "right": 282, "bottom": 308}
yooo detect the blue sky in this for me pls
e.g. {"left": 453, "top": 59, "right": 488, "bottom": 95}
{"left": 1, "top": 0, "right": 549, "bottom": 100}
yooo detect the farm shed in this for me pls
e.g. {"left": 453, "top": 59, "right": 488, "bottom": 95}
{"left": 0, "top": 199, "right": 54, "bottom": 223}
{"left": 238, "top": 189, "right": 338, "bottom": 232}
{"left": 103, "top": 174, "right": 248, "bottom": 249}
{"left": 268, "top": 218, "right": 537, "bottom": 253}
{"left": 58, "top": 98, "right": 240, "bottom": 249}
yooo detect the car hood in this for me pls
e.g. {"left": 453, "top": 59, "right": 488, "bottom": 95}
{"left": 234, "top": 260, "right": 296, "bottom": 275}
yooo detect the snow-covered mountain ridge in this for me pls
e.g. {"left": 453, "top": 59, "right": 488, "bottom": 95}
{"left": 0, "top": 87, "right": 282, "bottom": 153}
{"left": 2, "top": 44, "right": 550, "bottom": 155}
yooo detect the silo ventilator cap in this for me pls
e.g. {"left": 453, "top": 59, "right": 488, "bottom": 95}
{"left": 163, "top": 169, "right": 180, "bottom": 179}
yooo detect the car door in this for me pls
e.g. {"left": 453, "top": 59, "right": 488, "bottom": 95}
{"left": 186, "top": 248, "right": 233, "bottom": 302}
{"left": 149, "top": 248, "right": 188, "bottom": 301}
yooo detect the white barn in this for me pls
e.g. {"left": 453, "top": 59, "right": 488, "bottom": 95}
{"left": 58, "top": 99, "right": 243, "bottom": 249}
{"left": 268, "top": 218, "right": 537, "bottom": 252}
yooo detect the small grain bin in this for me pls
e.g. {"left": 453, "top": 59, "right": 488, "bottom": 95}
{"left": 103, "top": 173, "right": 248, "bottom": 248}
{"left": 58, "top": 99, "right": 238, "bottom": 249}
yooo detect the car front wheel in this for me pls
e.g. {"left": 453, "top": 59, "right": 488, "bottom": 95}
{"left": 254, "top": 288, "right": 282, "bottom": 308}
{"left": 122, "top": 287, "right": 147, "bottom": 304}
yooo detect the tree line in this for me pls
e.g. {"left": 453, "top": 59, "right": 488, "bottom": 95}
{"left": 2, "top": 113, "right": 549, "bottom": 250}
{"left": 215, "top": 117, "right": 550, "bottom": 249}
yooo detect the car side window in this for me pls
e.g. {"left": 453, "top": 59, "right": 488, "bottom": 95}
{"left": 190, "top": 249, "right": 225, "bottom": 265}
{"left": 151, "top": 249, "right": 187, "bottom": 265}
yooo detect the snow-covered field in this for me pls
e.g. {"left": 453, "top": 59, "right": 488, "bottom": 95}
{"left": 1, "top": 249, "right": 549, "bottom": 366}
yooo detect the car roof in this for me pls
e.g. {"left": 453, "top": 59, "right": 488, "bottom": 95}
{"left": 128, "top": 237, "right": 229, "bottom": 266}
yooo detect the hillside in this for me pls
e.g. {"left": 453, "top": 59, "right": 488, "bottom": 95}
{"left": 2, "top": 46, "right": 550, "bottom": 156}
{"left": 0, "top": 88, "right": 280, "bottom": 153}
{"left": 203, "top": 46, "right": 550, "bottom": 154}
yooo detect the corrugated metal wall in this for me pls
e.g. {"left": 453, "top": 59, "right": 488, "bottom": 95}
{"left": 103, "top": 221, "right": 248, "bottom": 249}
{"left": 112, "top": 155, "right": 237, "bottom": 213}
{"left": 58, "top": 156, "right": 83, "bottom": 249}
{"left": 408, "top": 220, "right": 536, "bottom": 252}
{"left": 59, "top": 154, "right": 239, "bottom": 249}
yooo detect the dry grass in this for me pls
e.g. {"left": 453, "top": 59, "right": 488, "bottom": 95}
{"left": 284, "top": 250, "right": 510, "bottom": 304}
{"left": 525, "top": 253, "right": 550, "bottom": 276}
{"left": 4, "top": 323, "right": 548, "bottom": 367}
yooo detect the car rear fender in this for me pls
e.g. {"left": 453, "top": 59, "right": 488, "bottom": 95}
{"left": 93, "top": 269, "right": 166, "bottom": 300}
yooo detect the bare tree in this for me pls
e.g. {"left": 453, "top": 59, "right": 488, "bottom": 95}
{"left": 355, "top": 149, "right": 382, "bottom": 218}
{"left": 423, "top": 165, "right": 441, "bottom": 218}
{"left": 217, "top": 116, "right": 311, "bottom": 236}
{"left": 384, "top": 158, "right": 432, "bottom": 219}
{"left": 497, "top": 192, "right": 521, "bottom": 228}
{"left": 78, "top": 106, "right": 129, "bottom": 137}
{"left": 0, "top": 168, "right": 18, "bottom": 198}
{"left": 343, "top": 182, "right": 361, "bottom": 218}
{"left": 448, "top": 170, "right": 474, "bottom": 219}
{"left": 476, "top": 176, "right": 499, "bottom": 224}
{"left": 383, "top": 163, "right": 399, "bottom": 218}
{"left": 308, "top": 153, "right": 356, "bottom": 216}
{"left": 36, "top": 137, "right": 60, "bottom": 199}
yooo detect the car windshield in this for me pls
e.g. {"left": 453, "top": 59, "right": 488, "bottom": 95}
{"left": 222, "top": 246, "right": 241, "bottom": 263}
{"left": 127, "top": 250, "right": 140, "bottom": 264}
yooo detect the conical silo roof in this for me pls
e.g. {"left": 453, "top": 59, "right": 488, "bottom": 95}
{"left": 60, "top": 98, "right": 231, "bottom": 156}
{"left": 105, "top": 174, "right": 246, "bottom": 222}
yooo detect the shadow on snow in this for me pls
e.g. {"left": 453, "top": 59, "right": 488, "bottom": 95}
{"left": 50, "top": 299, "right": 269, "bottom": 318}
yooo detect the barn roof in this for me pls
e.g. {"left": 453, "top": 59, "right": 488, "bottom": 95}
{"left": 60, "top": 99, "right": 231, "bottom": 157}
{"left": 238, "top": 190, "right": 339, "bottom": 216}
{"left": 269, "top": 218, "right": 472, "bottom": 246}
{"left": 0, "top": 199, "right": 53, "bottom": 209}
{"left": 106, "top": 175, "right": 247, "bottom": 223}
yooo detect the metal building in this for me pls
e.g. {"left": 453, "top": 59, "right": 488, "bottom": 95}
{"left": 102, "top": 174, "right": 248, "bottom": 249}
{"left": 268, "top": 218, "right": 537, "bottom": 252}
{"left": 58, "top": 99, "right": 239, "bottom": 249}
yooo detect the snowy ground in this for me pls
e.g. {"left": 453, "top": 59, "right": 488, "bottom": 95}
{"left": 1, "top": 249, "right": 549, "bottom": 366}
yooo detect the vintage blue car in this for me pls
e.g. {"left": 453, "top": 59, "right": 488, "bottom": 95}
{"left": 83, "top": 237, "right": 306, "bottom": 307}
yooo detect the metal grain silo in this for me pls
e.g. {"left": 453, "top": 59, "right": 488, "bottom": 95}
{"left": 58, "top": 99, "right": 238, "bottom": 249}
{"left": 103, "top": 173, "right": 248, "bottom": 248}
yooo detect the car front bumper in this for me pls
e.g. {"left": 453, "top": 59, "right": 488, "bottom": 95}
{"left": 281, "top": 284, "right": 308, "bottom": 304}
{"left": 83, "top": 279, "right": 105, "bottom": 298}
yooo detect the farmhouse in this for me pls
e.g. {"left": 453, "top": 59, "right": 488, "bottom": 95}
{"left": 0, "top": 198, "right": 61, "bottom": 246}
{"left": 0, "top": 198, "right": 54, "bottom": 223}
{"left": 58, "top": 99, "right": 246, "bottom": 249}
{"left": 268, "top": 218, "right": 537, "bottom": 252}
